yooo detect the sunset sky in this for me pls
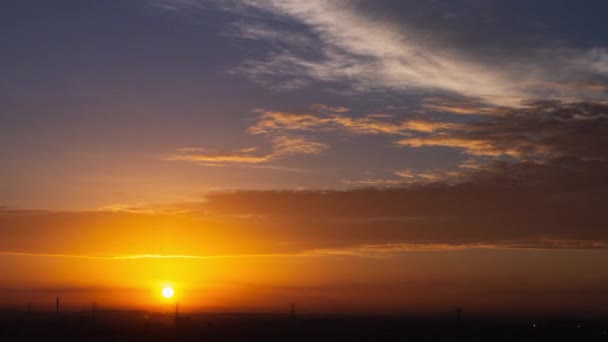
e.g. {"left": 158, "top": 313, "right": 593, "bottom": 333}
{"left": 2, "top": 0, "right": 608, "bottom": 315}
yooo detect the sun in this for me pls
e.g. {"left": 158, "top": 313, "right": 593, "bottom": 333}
{"left": 161, "top": 286, "right": 174, "bottom": 299}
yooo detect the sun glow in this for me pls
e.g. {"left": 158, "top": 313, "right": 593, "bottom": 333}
{"left": 161, "top": 286, "right": 174, "bottom": 299}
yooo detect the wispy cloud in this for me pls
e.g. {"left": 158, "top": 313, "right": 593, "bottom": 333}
{"left": 2, "top": 239, "right": 607, "bottom": 262}
{"left": 307, "top": 240, "right": 608, "bottom": 257}
{"left": 168, "top": 99, "right": 608, "bottom": 168}
{"left": 341, "top": 179, "right": 406, "bottom": 187}
{"left": 167, "top": 104, "right": 445, "bottom": 166}
{"left": 421, "top": 97, "right": 509, "bottom": 116}
{"left": 167, "top": 135, "right": 328, "bottom": 165}
{"left": 228, "top": 0, "right": 525, "bottom": 105}
{"left": 398, "top": 101, "right": 608, "bottom": 159}
{"left": 158, "top": 0, "right": 608, "bottom": 106}
{"left": 148, "top": 0, "right": 608, "bottom": 126}
{"left": 342, "top": 168, "right": 464, "bottom": 188}
{"left": 167, "top": 147, "right": 274, "bottom": 164}
{"left": 394, "top": 169, "right": 463, "bottom": 183}
{"left": 249, "top": 109, "right": 453, "bottom": 136}
{"left": 0, "top": 251, "right": 315, "bottom": 260}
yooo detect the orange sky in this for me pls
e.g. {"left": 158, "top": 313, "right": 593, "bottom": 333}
{"left": 3, "top": 247, "right": 608, "bottom": 314}
{"left": 2, "top": 206, "right": 608, "bottom": 315}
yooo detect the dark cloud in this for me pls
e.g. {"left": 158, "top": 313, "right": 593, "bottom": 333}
{"left": 5, "top": 161, "right": 605, "bottom": 257}
{"left": 191, "top": 101, "right": 608, "bottom": 251}
{"left": 402, "top": 100, "right": 608, "bottom": 159}
{"left": 3, "top": 100, "right": 608, "bottom": 254}
{"left": 202, "top": 166, "right": 607, "bottom": 250}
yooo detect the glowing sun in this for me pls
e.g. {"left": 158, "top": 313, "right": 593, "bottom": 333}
{"left": 161, "top": 286, "right": 174, "bottom": 299}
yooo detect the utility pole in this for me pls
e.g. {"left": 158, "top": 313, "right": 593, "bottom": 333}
{"left": 56, "top": 297, "right": 60, "bottom": 314}
{"left": 289, "top": 303, "right": 296, "bottom": 321}
{"left": 456, "top": 307, "right": 463, "bottom": 321}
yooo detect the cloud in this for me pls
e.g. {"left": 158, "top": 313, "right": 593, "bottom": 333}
{"left": 3, "top": 131, "right": 608, "bottom": 256}
{"left": 185, "top": 100, "right": 608, "bottom": 249}
{"left": 168, "top": 149, "right": 273, "bottom": 164}
{"left": 158, "top": 0, "right": 608, "bottom": 106}
{"left": 0, "top": 251, "right": 326, "bottom": 260}
{"left": 271, "top": 135, "right": 328, "bottom": 156}
{"left": 169, "top": 100, "right": 608, "bottom": 169}
{"left": 578, "top": 47, "right": 608, "bottom": 74}
{"left": 168, "top": 135, "right": 328, "bottom": 165}
{"left": 421, "top": 97, "right": 509, "bottom": 116}
{"left": 168, "top": 105, "right": 443, "bottom": 166}
{"left": 308, "top": 103, "right": 351, "bottom": 113}
{"left": 395, "top": 169, "right": 463, "bottom": 183}
{"left": 307, "top": 240, "right": 608, "bottom": 257}
{"left": 224, "top": 21, "right": 318, "bottom": 49}
{"left": 342, "top": 168, "right": 465, "bottom": 188}
{"left": 248, "top": 110, "right": 332, "bottom": 135}
{"left": 398, "top": 137, "right": 515, "bottom": 157}
{"left": 341, "top": 179, "right": 406, "bottom": 187}
{"left": 397, "top": 101, "right": 608, "bottom": 159}
{"left": 1, "top": 174, "right": 607, "bottom": 257}
{"left": 152, "top": 3, "right": 608, "bottom": 251}
{"left": 156, "top": 1, "right": 608, "bottom": 171}
{"left": 249, "top": 109, "right": 452, "bottom": 136}
{"left": 201, "top": 160, "right": 608, "bottom": 249}
{"left": 226, "top": 0, "right": 525, "bottom": 105}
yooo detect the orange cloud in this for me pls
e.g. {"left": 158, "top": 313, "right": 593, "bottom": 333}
{"left": 308, "top": 103, "right": 351, "bottom": 113}
{"left": 271, "top": 135, "right": 328, "bottom": 156}
{"left": 249, "top": 109, "right": 452, "bottom": 136}
{"left": 421, "top": 97, "right": 509, "bottom": 116}
{"left": 171, "top": 101, "right": 608, "bottom": 167}
{"left": 396, "top": 137, "right": 517, "bottom": 157}
{"left": 341, "top": 179, "right": 406, "bottom": 187}
{"left": 168, "top": 136, "right": 327, "bottom": 165}
{"left": 394, "top": 169, "right": 463, "bottom": 183}
{"left": 167, "top": 149, "right": 273, "bottom": 164}
{"left": 400, "top": 100, "right": 608, "bottom": 160}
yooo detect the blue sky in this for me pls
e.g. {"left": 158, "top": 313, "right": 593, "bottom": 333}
{"left": 2, "top": 0, "right": 608, "bottom": 209}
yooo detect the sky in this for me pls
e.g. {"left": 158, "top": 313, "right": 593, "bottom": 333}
{"left": 1, "top": 0, "right": 608, "bottom": 314}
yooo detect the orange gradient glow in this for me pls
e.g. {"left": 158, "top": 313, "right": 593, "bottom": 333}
{"left": 1, "top": 209, "right": 608, "bottom": 315}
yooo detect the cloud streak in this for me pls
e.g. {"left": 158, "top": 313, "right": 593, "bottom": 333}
{"left": 168, "top": 135, "right": 328, "bottom": 165}
{"left": 398, "top": 101, "right": 608, "bottom": 159}
{"left": 0, "top": 251, "right": 318, "bottom": 260}
{"left": 158, "top": 0, "right": 608, "bottom": 105}
{"left": 248, "top": 110, "right": 442, "bottom": 136}
{"left": 228, "top": 0, "right": 526, "bottom": 105}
